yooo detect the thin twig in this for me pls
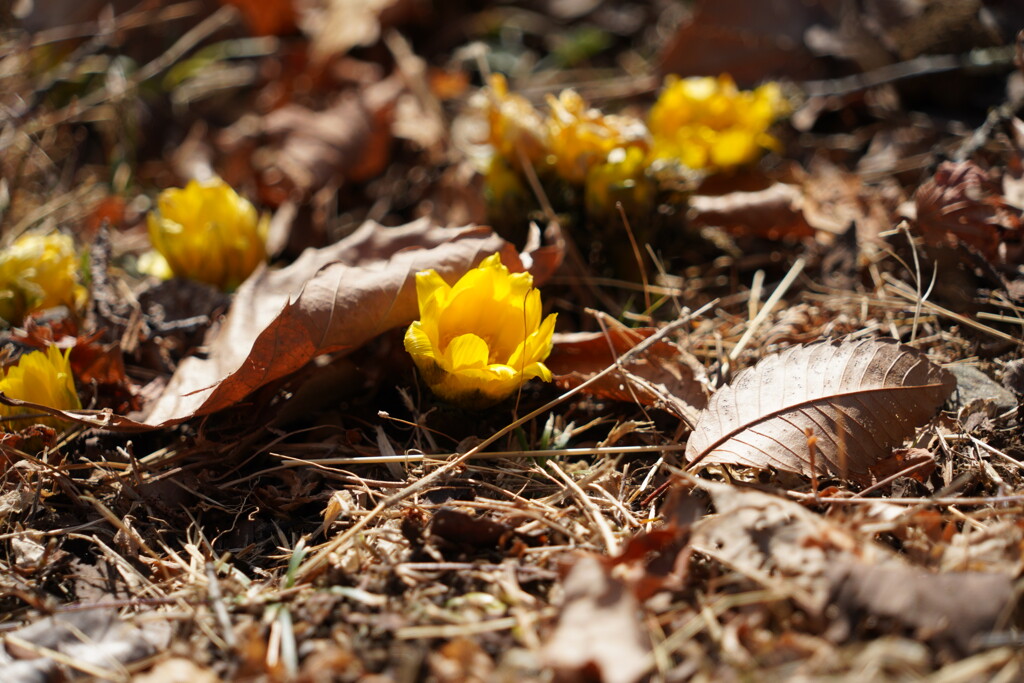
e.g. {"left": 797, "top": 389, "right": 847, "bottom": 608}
{"left": 729, "top": 257, "right": 805, "bottom": 362}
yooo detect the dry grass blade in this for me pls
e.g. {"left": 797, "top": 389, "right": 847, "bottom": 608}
{"left": 685, "top": 338, "right": 956, "bottom": 483}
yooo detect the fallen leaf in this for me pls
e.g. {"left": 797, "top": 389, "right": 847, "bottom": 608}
{"left": 684, "top": 338, "right": 956, "bottom": 484}
{"left": 429, "top": 508, "right": 521, "bottom": 549}
{"left": 658, "top": 0, "right": 832, "bottom": 83}
{"left": 542, "top": 554, "right": 651, "bottom": 683}
{"left": 220, "top": 0, "right": 297, "bottom": 36}
{"left": 690, "top": 480, "right": 865, "bottom": 612}
{"left": 867, "top": 447, "right": 935, "bottom": 483}
{"left": 915, "top": 160, "right": 1023, "bottom": 264}
{"left": 689, "top": 480, "right": 1016, "bottom": 653}
{"left": 220, "top": 75, "right": 402, "bottom": 205}
{"left": 689, "top": 183, "right": 816, "bottom": 240}
{"left": 798, "top": 157, "right": 902, "bottom": 246}
{"left": 1, "top": 609, "right": 171, "bottom": 681}
{"left": 826, "top": 561, "right": 1015, "bottom": 654}
{"left": 547, "top": 327, "right": 708, "bottom": 425}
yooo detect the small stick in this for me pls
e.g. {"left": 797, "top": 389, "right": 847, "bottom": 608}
{"left": 805, "top": 427, "right": 819, "bottom": 500}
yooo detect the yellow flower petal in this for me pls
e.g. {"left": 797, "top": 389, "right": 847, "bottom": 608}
{"left": 444, "top": 334, "right": 490, "bottom": 371}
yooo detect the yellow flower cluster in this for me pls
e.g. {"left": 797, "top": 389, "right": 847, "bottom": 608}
{"left": 479, "top": 73, "right": 787, "bottom": 216}
{"left": 146, "top": 178, "right": 268, "bottom": 291}
{"left": 0, "top": 233, "right": 86, "bottom": 326}
{"left": 544, "top": 89, "right": 648, "bottom": 185}
{"left": 0, "top": 345, "right": 81, "bottom": 429}
{"left": 404, "top": 253, "right": 556, "bottom": 407}
{"left": 648, "top": 75, "right": 788, "bottom": 171}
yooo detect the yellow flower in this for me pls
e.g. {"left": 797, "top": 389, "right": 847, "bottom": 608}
{"left": 147, "top": 178, "right": 268, "bottom": 291}
{"left": 484, "top": 74, "right": 548, "bottom": 169}
{"left": 545, "top": 89, "right": 648, "bottom": 184}
{"left": 0, "top": 233, "right": 86, "bottom": 326}
{"left": 404, "top": 253, "right": 557, "bottom": 407}
{"left": 648, "top": 75, "right": 787, "bottom": 171}
{"left": 0, "top": 345, "right": 81, "bottom": 429}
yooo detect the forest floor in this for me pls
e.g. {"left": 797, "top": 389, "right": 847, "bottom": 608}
{"left": 2, "top": 1, "right": 1024, "bottom": 681}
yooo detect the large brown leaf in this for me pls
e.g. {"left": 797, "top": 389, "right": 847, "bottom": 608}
{"left": 684, "top": 339, "right": 955, "bottom": 483}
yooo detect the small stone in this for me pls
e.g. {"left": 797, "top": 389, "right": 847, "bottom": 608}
{"left": 947, "top": 364, "right": 1018, "bottom": 412}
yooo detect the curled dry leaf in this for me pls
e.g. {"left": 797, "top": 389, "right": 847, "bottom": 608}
{"left": 690, "top": 480, "right": 866, "bottom": 613}
{"left": 220, "top": 75, "right": 403, "bottom": 205}
{"left": 915, "top": 160, "right": 1023, "bottom": 263}
{"left": 685, "top": 339, "right": 955, "bottom": 484}
{"left": 546, "top": 327, "right": 707, "bottom": 425}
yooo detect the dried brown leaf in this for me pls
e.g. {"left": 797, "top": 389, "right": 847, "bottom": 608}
{"left": 1, "top": 610, "right": 171, "bottom": 680}
{"left": 688, "top": 184, "right": 816, "bottom": 240}
{"left": 542, "top": 554, "right": 651, "bottom": 683}
{"left": 690, "top": 481, "right": 1016, "bottom": 653}
{"left": 915, "top": 160, "right": 1024, "bottom": 263}
{"left": 826, "top": 562, "right": 1015, "bottom": 653}
{"left": 690, "top": 481, "right": 867, "bottom": 613}
{"left": 685, "top": 339, "right": 955, "bottom": 484}
{"left": 221, "top": 76, "right": 402, "bottom": 204}
{"left": 547, "top": 327, "right": 708, "bottom": 423}
{"left": 429, "top": 508, "right": 517, "bottom": 549}
{"left": 867, "top": 446, "right": 936, "bottom": 483}
{"left": 658, "top": 0, "right": 832, "bottom": 82}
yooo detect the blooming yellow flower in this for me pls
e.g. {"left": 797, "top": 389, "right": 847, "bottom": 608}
{"left": 0, "top": 345, "right": 81, "bottom": 429}
{"left": 147, "top": 178, "right": 268, "bottom": 291}
{"left": 484, "top": 74, "right": 548, "bottom": 169}
{"left": 404, "top": 253, "right": 557, "bottom": 407}
{"left": 648, "top": 75, "right": 787, "bottom": 171}
{"left": 0, "top": 233, "right": 86, "bottom": 326}
{"left": 545, "top": 89, "right": 648, "bottom": 185}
